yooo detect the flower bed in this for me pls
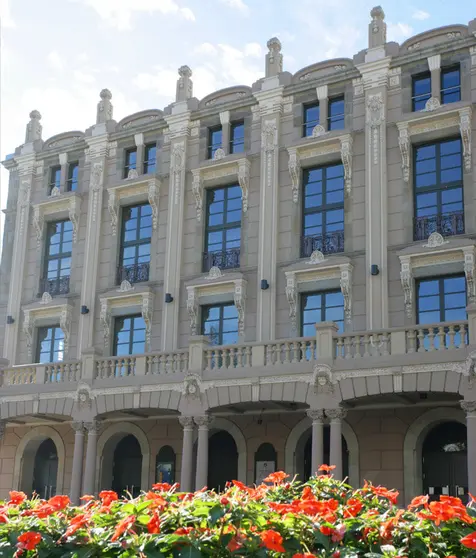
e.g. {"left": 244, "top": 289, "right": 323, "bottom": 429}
{"left": 2, "top": 468, "right": 476, "bottom": 557}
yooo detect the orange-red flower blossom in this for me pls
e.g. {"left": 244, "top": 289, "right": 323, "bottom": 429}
{"left": 147, "top": 511, "right": 161, "bottom": 534}
{"left": 17, "top": 532, "right": 41, "bottom": 551}
{"left": 99, "top": 490, "right": 119, "bottom": 506}
{"left": 48, "top": 495, "right": 70, "bottom": 511}
{"left": 260, "top": 529, "right": 285, "bottom": 553}
{"left": 461, "top": 532, "right": 476, "bottom": 549}
{"left": 318, "top": 464, "right": 336, "bottom": 473}
{"left": 9, "top": 491, "right": 27, "bottom": 506}
{"left": 111, "top": 515, "right": 136, "bottom": 542}
{"left": 263, "top": 471, "right": 289, "bottom": 485}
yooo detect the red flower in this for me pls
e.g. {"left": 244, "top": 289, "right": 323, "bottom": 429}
{"left": 17, "top": 532, "right": 41, "bottom": 551}
{"left": 318, "top": 464, "right": 336, "bottom": 473}
{"left": 293, "top": 554, "right": 317, "bottom": 558}
{"left": 320, "top": 525, "right": 333, "bottom": 536}
{"left": 48, "top": 495, "right": 70, "bottom": 510}
{"left": 9, "top": 491, "right": 27, "bottom": 506}
{"left": 408, "top": 494, "right": 429, "bottom": 509}
{"left": 147, "top": 511, "right": 161, "bottom": 534}
{"left": 370, "top": 485, "right": 399, "bottom": 505}
{"left": 175, "top": 527, "right": 193, "bottom": 536}
{"left": 99, "top": 490, "right": 118, "bottom": 506}
{"left": 260, "top": 529, "right": 285, "bottom": 553}
{"left": 344, "top": 498, "right": 363, "bottom": 518}
{"left": 263, "top": 471, "right": 289, "bottom": 485}
{"left": 111, "top": 515, "right": 136, "bottom": 542}
{"left": 34, "top": 504, "right": 56, "bottom": 518}
{"left": 461, "top": 532, "right": 476, "bottom": 549}
{"left": 152, "top": 482, "right": 172, "bottom": 491}
{"left": 64, "top": 514, "right": 90, "bottom": 538}
{"left": 80, "top": 494, "right": 95, "bottom": 502}
{"left": 0, "top": 514, "right": 7, "bottom": 523}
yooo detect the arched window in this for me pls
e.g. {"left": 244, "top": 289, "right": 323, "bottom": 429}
{"left": 33, "top": 438, "right": 58, "bottom": 499}
{"left": 255, "top": 443, "right": 277, "bottom": 484}
{"left": 112, "top": 435, "right": 142, "bottom": 498}
{"left": 156, "top": 445, "right": 176, "bottom": 484}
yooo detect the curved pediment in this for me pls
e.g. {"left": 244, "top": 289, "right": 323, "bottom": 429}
{"left": 117, "top": 109, "right": 164, "bottom": 131}
{"left": 199, "top": 86, "right": 253, "bottom": 109}
{"left": 44, "top": 131, "right": 85, "bottom": 150}
{"left": 293, "top": 58, "right": 354, "bottom": 83}
{"left": 400, "top": 24, "right": 468, "bottom": 53}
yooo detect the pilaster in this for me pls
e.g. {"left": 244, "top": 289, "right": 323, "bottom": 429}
{"left": 254, "top": 86, "right": 283, "bottom": 342}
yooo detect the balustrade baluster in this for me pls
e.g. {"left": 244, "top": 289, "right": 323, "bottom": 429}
{"left": 336, "top": 337, "right": 344, "bottom": 359}
{"left": 406, "top": 329, "right": 416, "bottom": 354}
{"left": 427, "top": 328, "right": 436, "bottom": 351}
{"left": 266, "top": 345, "right": 273, "bottom": 365}
{"left": 344, "top": 337, "right": 352, "bottom": 359}
{"left": 437, "top": 326, "right": 446, "bottom": 350}
{"left": 459, "top": 324, "right": 467, "bottom": 348}
{"left": 381, "top": 333, "right": 390, "bottom": 356}
{"left": 447, "top": 325, "right": 456, "bottom": 349}
{"left": 417, "top": 329, "right": 426, "bottom": 353}
{"left": 244, "top": 346, "right": 251, "bottom": 367}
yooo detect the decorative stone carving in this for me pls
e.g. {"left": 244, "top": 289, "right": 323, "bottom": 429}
{"left": 313, "top": 364, "right": 335, "bottom": 395}
{"left": 183, "top": 374, "right": 202, "bottom": 400}
{"left": 39, "top": 292, "right": 53, "bottom": 305}
{"left": 462, "top": 351, "right": 476, "bottom": 379}
{"left": 286, "top": 274, "right": 298, "bottom": 331}
{"left": 459, "top": 107, "right": 472, "bottom": 172}
{"left": 306, "top": 409, "right": 325, "bottom": 422}
{"left": 50, "top": 186, "right": 60, "bottom": 197}
{"left": 266, "top": 37, "right": 283, "bottom": 77}
{"left": 424, "top": 97, "right": 441, "bottom": 112}
{"left": 90, "top": 161, "right": 104, "bottom": 222}
{"left": 423, "top": 232, "right": 448, "bottom": 248}
{"left": 461, "top": 400, "right": 476, "bottom": 416}
{"left": 340, "top": 135, "right": 353, "bottom": 195}
{"left": 307, "top": 250, "right": 325, "bottom": 265}
{"left": 340, "top": 263, "right": 353, "bottom": 324}
{"left": 398, "top": 123, "right": 410, "bottom": 183}
{"left": 187, "top": 289, "right": 199, "bottom": 336}
{"left": 127, "top": 168, "right": 139, "bottom": 179}
{"left": 353, "top": 78, "right": 364, "bottom": 97}
{"left": 179, "top": 416, "right": 195, "bottom": 429}
{"left": 76, "top": 383, "right": 93, "bottom": 410}
{"left": 288, "top": 148, "right": 300, "bottom": 203}
{"left": 312, "top": 125, "right": 327, "bottom": 138}
{"left": 464, "top": 248, "right": 476, "bottom": 303}
{"left": 369, "top": 5, "right": 386, "bottom": 48}
{"left": 23, "top": 311, "right": 33, "bottom": 356}
{"left": 97, "top": 89, "right": 113, "bottom": 124}
{"left": 191, "top": 170, "right": 203, "bottom": 221}
{"left": 194, "top": 415, "right": 214, "bottom": 428}
{"left": 18, "top": 179, "right": 31, "bottom": 235}
{"left": 213, "top": 148, "right": 225, "bottom": 161}
{"left": 108, "top": 190, "right": 118, "bottom": 235}
{"left": 148, "top": 179, "right": 160, "bottom": 230}
{"left": 388, "top": 67, "right": 401, "bottom": 87}
{"left": 367, "top": 94, "right": 384, "bottom": 166}
{"left": 32, "top": 207, "right": 44, "bottom": 247}
{"left": 171, "top": 142, "right": 185, "bottom": 205}
{"left": 325, "top": 408, "right": 347, "bottom": 421}
{"left": 206, "top": 266, "right": 223, "bottom": 280}
{"left": 60, "top": 305, "right": 72, "bottom": 355}
{"left": 84, "top": 420, "right": 102, "bottom": 434}
{"left": 176, "top": 65, "right": 193, "bottom": 102}
{"left": 100, "top": 299, "right": 111, "bottom": 347}
{"left": 400, "top": 256, "right": 413, "bottom": 318}
{"left": 262, "top": 119, "right": 278, "bottom": 155}
{"left": 25, "top": 110, "right": 42, "bottom": 143}
{"left": 234, "top": 280, "right": 246, "bottom": 335}
{"left": 141, "top": 294, "right": 153, "bottom": 349}
{"left": 117, "top": 280, "right": 134, "bottom": 293}
{"left": 237, "top": 159, "right": 250, "bottom": 213}
{"left": 71, "top": 421, "right": 84, "bottom": 433}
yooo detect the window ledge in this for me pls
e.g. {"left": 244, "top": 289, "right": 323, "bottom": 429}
{"left": 397, "top": 101, "right": 472, "bottom": 181}
{"left": 107, "top": 175, "right": 161, "bottom": 235}
{"left": 99, "top": 282, "right": 154, "bottom": 351}
{"left": 186, "top": 267, "right": 246, "bottom": 336}
{"left": 32, "top": 192, "right": 81, "bottom": 245}
{"left": 283, "top": 251, "right": 353, "bottom": 330}
{"left": 287, "top": 130, "right": 353, "bottom": 202}
{"left": 192, "top": 155, "right": 250, "bottom": 221}
{"left": 398, "top": 232, "right": 476, "bottom": 318}
{"left": 22, "top": 295, "right": 73, "bottom": 359}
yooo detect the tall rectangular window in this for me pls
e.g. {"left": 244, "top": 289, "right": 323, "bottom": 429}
{"left": 303, "top": 102, "right": 320, "bottom": 137}
{"left": 412, "top": 73, "right": 431, "bottom": 111}
{"left": 36, "top": 326, "right": 64, "bottom": 363}
{"left": 113, "top": 315, "right": 146, "bottom": 356}
{"left": 441, "top": 66, "right": 461, "bottom": 105}
{"left": 124, "top": 148, "right": 137, "bottom": 178}
{"left": 117, "top": 204, "right": 152, "bottom": 284}
{"left": 301, "top": 291, "right": 345, "bottom": 336}
{"left": 66, "top": 162, "right": 79, "bottom": 192}
{"left": 144, "top": 144, "right": 157, "bottom": 174}
{"left": 49, "top": 166, "right": 61, "bottom": 195}
{"left": 414, "top": 138, "right": 463, "bottom": 241}
{"left": 328, "top": 96, "right": 345, "bottom": 130}
{"left": 202, "top": 303, "right": 239, "bottom": 346}
{"left": 42, "top": 220, "right": 72, "bottom": 296}
{"left": 230, "top": 121, "right": 245, "bottom": 154}
{"left": 208, "top": 126, "right": 222, "bottom": 159}
{"left": 204, "top": 185, "right": 241, "bottom": 271}
{"left": 301, "top": 163, "right": 345, "bottom": 257}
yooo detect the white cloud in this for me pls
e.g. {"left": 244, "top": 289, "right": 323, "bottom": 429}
{"left": 387, "top": 22, "right": 413, "bottom": 43}
{"left": 244, "top": 43, "right": 262, "bottom": 58}
{"left": 74, "top": 70, "right": 96, "bottom": 83}
{"left": 218, "top": 0, "right": 249, "bottom": 15}
{"left": 47, "top": 50, "right": 64, "bottom": 71}
{"left": 74, "top": 0, "right": 195, "bottom": 30}
{"left": 195, "top": 43, "right": 218, "bottom": 56}
{"left": 77, "top": 52, "right": 89, "bottom": 62}
{"left": 412, "top": 9, "right": 430, "bottom": 21}
{"left": 0, "top": 0, "right": 15, "bottom": 28}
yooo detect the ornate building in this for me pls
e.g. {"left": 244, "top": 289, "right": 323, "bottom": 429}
{"left": 1, "top": 7, "right": 476, "bottom": 504}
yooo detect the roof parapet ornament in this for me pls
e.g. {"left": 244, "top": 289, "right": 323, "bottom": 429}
{"left": 266, "top": 37, "right": 283, "bottom": 78}
{"left": 25, "top": 110, "right": 42, "bottom": 143}
{"left": 97, "top": 88, "right": 113, "bottom": 124}
{"left": 176, "top": 65, "right": 193, "bottom": 102}
{"left": 369, "top": 6, "right": 386, "bottom": 49}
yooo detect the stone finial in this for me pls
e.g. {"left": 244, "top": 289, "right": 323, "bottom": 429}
{"left": 25, "top": 110, "right": 42, "bottom": 143}
{"left": 369, "top": 5, "right": 386, "bottom": 49}
{"left": 265, "top": 37, "right": 283, "bottom": 78}
{"left": 176, "top": 65, "right": 193, "bottom": 102}
{"left": 97, "top": 88, "right": 113, "bottom": 124}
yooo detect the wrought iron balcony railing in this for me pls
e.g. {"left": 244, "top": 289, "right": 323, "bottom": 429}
{"left": 38, "top": 276, "right": 70, "bottom": 297}
{"left": 414, "top": 211, "right": 464, "bottom": 241}
{"left": 203, "top": 248, "right": 240, "bottom": 272}
{"left": 301, "top": 231, "right": 345, "bottom": 258}
{"left": 116, "top": 262, "right": 150, "bottom": 285}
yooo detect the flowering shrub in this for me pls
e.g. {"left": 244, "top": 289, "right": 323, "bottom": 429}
{"left": 2, "top": 467, "right": 476, "bottom": 557}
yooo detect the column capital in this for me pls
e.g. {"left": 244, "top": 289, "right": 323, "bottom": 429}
{"left": 71, "top": 421, "right": 85, "bottom": 433}
{"left": 84, "top": 420, "right": 102, "bottom": 434}
{"left": 179, "top": 416, "right": 195, "bottom": 429}
{"left": 427, "top": 54, "right": 441, "bottom": 71}
{"left": 307, "top": 409, "right": 325, "bottom": 422}
{"left": 325, "top": 408, "right": 347, "bottom": 421}
{"left": 194, "top": 415, "right": 214, "bottom": 428}
{"left": 461, "top": 400, "right": 476, "bottom": 416}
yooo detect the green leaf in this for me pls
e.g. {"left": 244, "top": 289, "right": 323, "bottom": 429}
{"left": 313, "top": 530, "right": 330, "bottom": 551}
{"left": 208, "top": 505, "right": 225, "bottom": 526}
{"left": 174, "top": 547, "right": 203, "bottom": 558}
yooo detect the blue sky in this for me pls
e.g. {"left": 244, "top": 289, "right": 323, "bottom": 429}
{"left": 0, "top": 0, "right": 475, "bottom": 202}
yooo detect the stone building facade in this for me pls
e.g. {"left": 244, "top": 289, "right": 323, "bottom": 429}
{"left": 1, "top": 7, "right": 476, "bottom": 505}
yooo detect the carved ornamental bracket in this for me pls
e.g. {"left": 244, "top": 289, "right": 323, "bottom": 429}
{"left": 32, "top": 194, "right": 81, "bottom": 246}
{"left": 23, "top": 301, "right": 73, "bottom": 357}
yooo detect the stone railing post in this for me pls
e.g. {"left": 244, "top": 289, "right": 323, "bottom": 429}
{"left": 390, "top": 329, "right": 407, "bottom": 355}
{"left": 315, "top": 322, "right": 339, "bottom": 362}
{"left": 135, "top": 356, "right": 147, "bottom": 376}
{"left": 35, "top": 365, "right": 46, "bottom": 384}
{"left": 81, "top": 347, "right": 103, "bottom": 381}
{"left": 467, "top": 303, "right": 476, "bottom": 345}
{"left": 188, "top": 336, "right": 209, "bottom": 373}
{"left": 0, "top": 358, "right": 9, "bottom": 387}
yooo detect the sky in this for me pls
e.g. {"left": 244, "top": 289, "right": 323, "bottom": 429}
{"left": 0, "top": 0, "right": 475, "bottom": 212}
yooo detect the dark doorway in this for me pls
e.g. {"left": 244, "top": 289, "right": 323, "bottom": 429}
{"left": 255, "top": 443, "right": 277, "bottom": 484}
{"left": 112, "top": 435, "right": 142, "bottom": 498}
{"left": 423, "top": 421, "right": 467, "bottom": 501}
{"left": 156, "top": 445, "right": 176, "bottom": 484}
{"left": 303, "top": 426, "right": 349, "bottom": 481}
{"left": 208, "top": 431, "right": 238, "bottom": 491}
{"left": 32, "top": 438, "right": 58, "bottom": 499}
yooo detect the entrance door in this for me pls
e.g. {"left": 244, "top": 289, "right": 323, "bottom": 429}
{"left": 208, "top": 431, "right": 238, "bottom": 491}
{"left": 112, "top": 435, "right": 142, "bottom": 498}
{"left": 32, "top": 438, "right": 58, "bottom": 499}
{"left": 422, "top": 421, "right": 468, "bottom": 500}
{"left": 303, "top": 426, "right": 349, "bottom": 481}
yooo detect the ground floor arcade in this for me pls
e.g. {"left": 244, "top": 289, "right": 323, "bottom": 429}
{"left": 0, "top": 399, "right": 474, "bottom": 506}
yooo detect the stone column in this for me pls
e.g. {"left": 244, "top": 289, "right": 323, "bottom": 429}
{"left": 59, "top": 153, "right": 68, "bottom": 193}
{"left": 220, "top": 111, "right": 230, "bottom": 155}
{"left": 82, "top": 420, "right": 101, "bottom": 496}
{"left": 134, "top": 133, "right": 145, "bottom": 175}
{"left": 307, "top": 410, "right": 324, "bottom": 476}
{"left": 195, "top": 415, "right": 213, "bottom": 490}
{"left": 70, "top": 422, "right": 85, "bottom": 504}
{"left": 179, "top": 417, "right": 195, "bottom": 492}
{"left": 316, "top": 85, "right": 328, "bottom": 130}
{"left": 428, "top": 55, "right": 441, "bottom": 102}
{"left": 461, "top": 401, "right": 476, "bottom": 495}
{"left": 326, "top": 408, "right": 346, "bottom": 480}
